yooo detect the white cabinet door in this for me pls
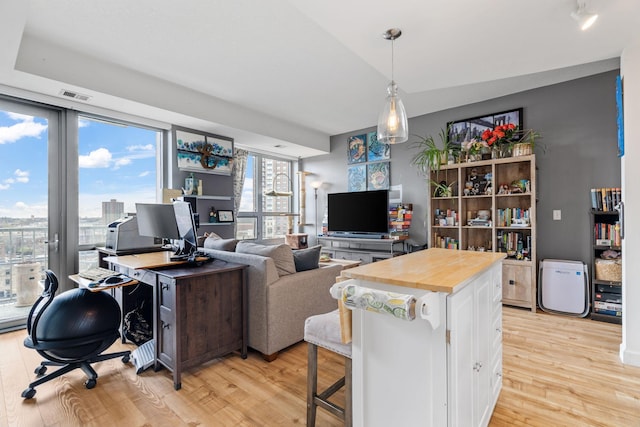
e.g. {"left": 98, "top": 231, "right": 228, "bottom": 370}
{"left": 448, "top": 267, "right": 496, "bottom": 427}
{"left": 474, "top": 271, "right": 493, "bottom": 427}
{"left": 447, "top": 280, "right": 475, "bottom": 426}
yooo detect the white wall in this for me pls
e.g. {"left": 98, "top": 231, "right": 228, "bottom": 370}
{"left": 620, "top": 41, "right": 640, "bottom": 366}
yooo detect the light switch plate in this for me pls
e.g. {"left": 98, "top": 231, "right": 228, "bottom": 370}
{"left": 553, "top": 210, "right": 561, "bottom": 221}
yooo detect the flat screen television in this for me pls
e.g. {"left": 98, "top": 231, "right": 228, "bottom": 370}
{"left": 327, "top": 190, "right": 389, "bottom": 237}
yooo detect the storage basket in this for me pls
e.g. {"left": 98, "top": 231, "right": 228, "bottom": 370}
{"left": 512, "top": 142, "right": 533, "bottom": 157}
{"left": 595, "top": 258, "right": 622, "bottom": 282}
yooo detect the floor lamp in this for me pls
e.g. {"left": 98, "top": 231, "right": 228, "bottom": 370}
{"left": 310, "top": 181, "right": 323, "bottom": 237}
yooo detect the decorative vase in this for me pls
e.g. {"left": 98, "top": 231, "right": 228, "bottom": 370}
{"left": 467, "top": 152, "right": 481, "bottom": 162}
{"left": 493, "top": 144, "right": 512, "bottom": 159}
{"left": 512, "top": 142, "right": 532, "bottom": 157}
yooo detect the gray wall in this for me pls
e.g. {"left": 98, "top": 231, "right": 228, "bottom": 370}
{"left": 302, "top": 70, "right": 621, "bottom": 266}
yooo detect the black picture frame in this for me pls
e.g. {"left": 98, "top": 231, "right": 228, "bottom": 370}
{"left": 217, "top": 210, "right": 234, "bottom": 223}
{"left": 447, "top": 108, "right": 523, "bottom": 147}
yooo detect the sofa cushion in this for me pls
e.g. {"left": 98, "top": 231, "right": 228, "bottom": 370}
{"left": 203, "top": 234, "right": 238, "bottom": 252}
{"left": 236, "top": 241, "right": 296, "bottom": 277}
{"left": 293, "top": 245, "right": 322, "bottom": 272}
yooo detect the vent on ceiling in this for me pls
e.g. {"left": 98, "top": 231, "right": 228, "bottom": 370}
{"left": 59, "top": 89, "right": 91, "bottom": 102}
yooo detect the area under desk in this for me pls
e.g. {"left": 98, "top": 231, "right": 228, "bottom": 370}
{"left": 104, "top": 251, "right": 248, "bottom": 390}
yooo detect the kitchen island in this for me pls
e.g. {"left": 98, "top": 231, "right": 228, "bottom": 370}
{"left": 334, "top": 248, "right": 506, "bottom": 427}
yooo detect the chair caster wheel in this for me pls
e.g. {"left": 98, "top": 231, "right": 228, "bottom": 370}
{"left": 122, "top": 354, "right": 130, "bottom": 364}
{"left": 22, "top": 388, "right": 36, "bottom": 399}
{"left": 85, "top": 379, "right": 96, "bottom": 389}
{"left": 34, "top": 365, "right": 47, "bottom": 376}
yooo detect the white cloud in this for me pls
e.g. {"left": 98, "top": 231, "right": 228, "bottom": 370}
{"left": 139, "top": 171, "right": 150, "bottom": 177}
{"left": 4, "top": 178, "right": 14, "bottom": 184}
{"left": 7, "top": 112, "right": 33, "bottom": 121}
{"left": 0, "top": 201, "right": 48, "bottom": 218}
{"left": 127, "top": 144, "right": 154, "bottom": 151}
{"left": 79, "top": 147, "right": 112, "bottom": 168}
{"left": 114, "top": 157, "right": 132, "bottom": 167}
{"left": 14, "top": 169, "right": 29, "bottom": 183}
{"left": 78, "top": 119, "right": 91, "bottom": 128}
{"left": 0, "top": 183, "right": 9, "bottom": 190}
{"left": 0, "top": 113, "right": 48, "bottom": 144}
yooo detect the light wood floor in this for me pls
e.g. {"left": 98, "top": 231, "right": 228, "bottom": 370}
{"left": 1, "top": 307, "right": 640, "bottom": 426}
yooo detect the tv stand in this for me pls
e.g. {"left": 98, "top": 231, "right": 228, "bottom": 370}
{"left": 317, "top": 235, "right": 406, "bottom": 264}
{"left": 330, "top": 232, "right": 386, "bottom": 239}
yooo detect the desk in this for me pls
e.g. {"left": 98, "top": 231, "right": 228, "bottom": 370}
{"left": 104, "top": 252, "right": 248, "bottom": 390}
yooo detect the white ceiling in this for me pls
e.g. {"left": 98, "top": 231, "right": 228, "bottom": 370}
{"left": 1, "top": 0, "right": 638, "bottom": 157}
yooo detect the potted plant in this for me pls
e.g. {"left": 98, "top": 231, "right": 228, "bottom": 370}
{"left": 428, "top": 178, "right": 457, "bottom": 198}
{"left": 411, "top": 126, "right": 460, "bottom": 173}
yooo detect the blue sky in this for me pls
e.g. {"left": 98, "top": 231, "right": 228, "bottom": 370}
{"left": 1, "top": 110, "right": 157, "bottom": 218}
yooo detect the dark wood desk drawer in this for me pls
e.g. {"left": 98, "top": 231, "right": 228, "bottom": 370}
{"left": 157, "top": 276, "right": 176, "bottom": 311}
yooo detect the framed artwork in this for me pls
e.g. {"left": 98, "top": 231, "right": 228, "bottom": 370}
{"left": 366, "top": 131, "right": 390, "bottom": 162}
{"left": 348, "top": 164, "right": 367, "bottom": 192}
{"left": 616, "top": 75, "right": 624, "bottom": 157}
{"left": 447, "top": 108, "right": 523, "bottom": 147}
{"left": 217, "top": 210, "right": 234, "bottom": 223}
{"left": 175, "top": 126, "right": 234, "bottom": 175}
{"left": 347, "top": 134, "right": 367, "bottom": 164}
{"left": 367, "top": 162, "right": 390, "bottom": 191}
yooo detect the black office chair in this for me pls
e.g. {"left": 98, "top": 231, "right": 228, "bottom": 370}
{"left": 22, "top": 270, "right": 131, "bottom": 399}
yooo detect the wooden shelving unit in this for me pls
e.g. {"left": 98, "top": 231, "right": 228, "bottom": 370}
{"left": 590, "top": 210, "right": 622, "bottom": 323}
{"left": 429, "top": 154, "right": 537, "bottom": 311}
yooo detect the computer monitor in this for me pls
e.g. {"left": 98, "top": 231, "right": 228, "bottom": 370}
{"left": 135, "top": 203, "right": 180, "bottom": 240}
{"left": 172, "top": 200, "right": 198, "bottom": 259}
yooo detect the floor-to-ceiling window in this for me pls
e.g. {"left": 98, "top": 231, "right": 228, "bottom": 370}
{"left": 0, "top": 97, "right": 62, "bottom": 331}
{"left": 236, "top": 154, "right": 294, "bottom": 241}
{"left": 77, "top": 116, "right": 160, "bottom": 271}
{"left": 0, "top": 97, "right": 164, "bottom": 332}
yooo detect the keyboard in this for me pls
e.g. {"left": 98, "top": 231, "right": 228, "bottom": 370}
{"left": 78, "top": 266, "right": 117, "bottom": 281}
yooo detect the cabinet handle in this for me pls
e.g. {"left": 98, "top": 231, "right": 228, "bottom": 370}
{"left": 161, "top": 283, "right": 169, "bottom": 291}
{"left": 162, "top": 322, "right": 170, "bottom": 329}
{"left": 496, "top": 328, "right": 502, "bottom": 334}
{"left": 508, "top": 279, "right": 515, "bottom": 285}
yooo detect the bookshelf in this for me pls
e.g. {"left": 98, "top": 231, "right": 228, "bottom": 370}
{"left": 429, "top": 155, "right": 537, "bottom": 311}
{"left": 590, "top": 210, "right": 622, "bottom": 323}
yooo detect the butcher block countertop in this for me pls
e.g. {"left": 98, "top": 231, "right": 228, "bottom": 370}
{"left": 339, "top": 248, "right": 506, "bottom": 293}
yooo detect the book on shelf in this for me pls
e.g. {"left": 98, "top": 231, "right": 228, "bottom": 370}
{"left": 595, "top": 292, "right": 622, "bottom": 304}
{"left": 593, "top": 300, "right": 622, "bottom": 312}
{"left": 595, "top": 283, "right": 621, "bottom": 293}
{"left": 590, "top": 187, "right": 621, "bottom": 212}
{"left": 593, "top": 308, "right": 622, "bottom": 317}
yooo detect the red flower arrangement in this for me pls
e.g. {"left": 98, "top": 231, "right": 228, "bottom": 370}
{"left": 480, "top": 123, "right": 517, "bottom": 146}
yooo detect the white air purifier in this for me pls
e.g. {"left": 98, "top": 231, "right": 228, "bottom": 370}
{"left": 538, "top": 259, "right": 589, "bottom": 317}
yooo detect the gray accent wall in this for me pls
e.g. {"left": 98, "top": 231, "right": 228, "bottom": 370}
{"left": 302, "top": 70, "right": 621, "bottom": 267}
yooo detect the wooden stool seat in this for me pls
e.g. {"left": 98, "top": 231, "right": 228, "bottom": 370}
{"left": 304, "top": 309, "right": 352, "bottom": 427}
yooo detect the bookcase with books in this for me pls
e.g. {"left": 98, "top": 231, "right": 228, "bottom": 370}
{"left": 429, "top": 155, "right": 537, "bottom": 311}
{"left": 590, "top": 205, "right": 622, "bottom": 324}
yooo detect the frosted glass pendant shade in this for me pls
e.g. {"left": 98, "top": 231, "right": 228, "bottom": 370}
{"left": 377, "top": 81, "right": 408, "bottom": 144}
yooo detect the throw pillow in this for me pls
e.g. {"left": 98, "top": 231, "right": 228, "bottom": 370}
{"left": 236, "top": 241, "right": 296, "bottom": 277}
{"left": 198, "top": 231, "right": 222, "bottom": 247}
{"left": 203, "top": 237, "right": 238, "bottom": 252}
{"left": 293, "top": 245, "right": 322, "bottom": 272}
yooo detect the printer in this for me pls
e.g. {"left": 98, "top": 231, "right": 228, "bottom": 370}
{"left": 105, "top": 216, "right": 160, "bottom": 252}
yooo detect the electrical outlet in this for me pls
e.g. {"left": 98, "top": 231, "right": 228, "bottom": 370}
{"left": 553, "top": 210, "right": 561, "bottom": 221}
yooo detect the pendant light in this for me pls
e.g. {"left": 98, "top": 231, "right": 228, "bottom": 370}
{"left": 377, "top": 28, "right": 408, "bottom": 144}
{"left": 571, "top": 1, "right": 598, "bottom": 31}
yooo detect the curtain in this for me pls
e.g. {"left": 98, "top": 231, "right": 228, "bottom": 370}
{"left": 232, "top": 148, "right": 249, "bottom": 237}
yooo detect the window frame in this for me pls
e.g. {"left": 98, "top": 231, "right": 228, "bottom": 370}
{"left": 236, "top": 152, "right": 296, "bottom": 242}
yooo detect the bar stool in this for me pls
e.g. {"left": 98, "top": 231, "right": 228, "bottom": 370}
{"left": 304, "top": 309, "right": 352, "bottom": 427}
